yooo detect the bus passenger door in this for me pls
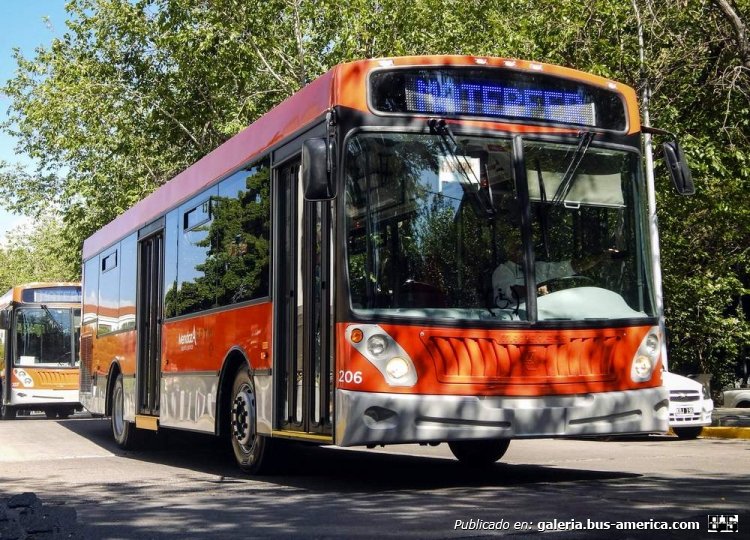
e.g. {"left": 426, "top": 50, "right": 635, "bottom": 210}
{"left": 137, "top": 230, "right": 163, "bottom": 418}
{"left": 275, "top": 159, "right": 333, "bottom": 437}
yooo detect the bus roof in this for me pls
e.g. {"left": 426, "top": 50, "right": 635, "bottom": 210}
{"left": 0, "top": 282, "right": 81, "bottom": 309}
{"left": 82, "top": 55, "right": 639, "bottom": 259}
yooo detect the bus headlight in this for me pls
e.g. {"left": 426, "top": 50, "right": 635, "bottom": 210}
{"left": 386, "top": 357, "right": 410, "bottom": 380}
{"left": 347, "top": 325, "right": 417, "bottom": 387}
{"left": 367, "top": 335, "right": 388, "bottom": 357}
{"left": 631, "top": 327, "right": 660, "bottom": 382}
{"left": 13, "top": 369, "right": 34, "bottom": 388}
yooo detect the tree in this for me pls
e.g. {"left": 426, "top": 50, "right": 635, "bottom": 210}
{"left": 0, "top": 215, "right": 79, "bottom": 291}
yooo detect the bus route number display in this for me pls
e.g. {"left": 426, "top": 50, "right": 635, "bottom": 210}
{"left": 370, "top": 68, "right": 627, "bottom": 131}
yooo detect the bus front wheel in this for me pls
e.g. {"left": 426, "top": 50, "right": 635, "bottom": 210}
{"left": 448, "top": 439, "right": 510, "bottom": 466}
{"left": 111, "top": 373, "right": 139, "bottom": 449}
{"left": 0, "top": 382, "right": 13, "bottom": 420}
{"left": 1, "top": 403, "right": 15, "bottom": 420}
{"left": 229, "top": 367, "right": 275, "bottom": 474}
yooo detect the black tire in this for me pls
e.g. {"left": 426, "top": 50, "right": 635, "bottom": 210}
{"left": 673, "top": 426, "right": 703, "bottom": 440}
{"left": 111, "top": 373, "right": 140, "bottom": 449}
{"left": 229, "top": 367, "right": 275, "bottom": 474}
{"left": 57, "top": 409, "right": 73, "bottom": 420}
{"left": 0, "top": 382, "right": 13, "bottom": 420}
{"left": 1, "top": 403, "right": 15, "bottom": 420}
{"left": 45, "top": 410, "right": 58, "bottom": 419}
{"left": 448, "top": 439, "right": 511, "bottom": 466}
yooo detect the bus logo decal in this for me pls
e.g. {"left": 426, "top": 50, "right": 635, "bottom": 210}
{"left": 178, "top": 327, "right": 198, "bottom": 350}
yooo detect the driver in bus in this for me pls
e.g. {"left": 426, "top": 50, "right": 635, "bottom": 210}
{"left": 492, "top": 233, "right": 611, "bottom": 310}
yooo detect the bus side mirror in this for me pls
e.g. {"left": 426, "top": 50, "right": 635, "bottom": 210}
{"left": 0, "top": 310, "right": 8, "bottom": 330}
{"left": 302, "top": 138, "right": 336, "bottom": 200}
{"left": 663, "top": 141, "right": 695, "bottom": 196}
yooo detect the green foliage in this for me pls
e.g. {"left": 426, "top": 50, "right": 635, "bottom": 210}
{"left": 0, "top": 0, "right": 747, "bottom": 387}
{"left": 0, "top": 215, "right": 79, "bottom": 291}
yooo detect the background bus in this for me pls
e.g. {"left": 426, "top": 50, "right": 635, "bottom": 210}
{"left": 0, "top": 282, "right": 82, "bottom": 420}
{"left": 80, "top": 56, "right": 692, "bottom": 473}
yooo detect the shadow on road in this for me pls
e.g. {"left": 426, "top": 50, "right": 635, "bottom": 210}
{"left": 4, "top": 417, "right": 748, "bottom": 539}
{"left": 55, "top": 417, "right": 639, "bottom": 490}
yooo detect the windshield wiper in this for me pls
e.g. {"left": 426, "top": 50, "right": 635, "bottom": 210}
{"left": 428, "top": 118, "right": 495, "bottom": 219}
{"left": 40, "top": 305, "right": 65, "bottom": 333}
{"left": 551, "top": 131, "right": 594, "bottom": 206}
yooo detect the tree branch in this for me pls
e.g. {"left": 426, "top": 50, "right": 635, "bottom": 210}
{"left": 712, "top": 0, "right": 750, "bottom": 69}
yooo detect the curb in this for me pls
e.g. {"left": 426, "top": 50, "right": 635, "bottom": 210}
{"left": 700, "top": 427, "right": 750, "bottom": 440}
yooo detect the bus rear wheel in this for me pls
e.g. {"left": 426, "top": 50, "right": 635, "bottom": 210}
{"left": 111, "top": 373, "right": 139, "bottom": 449}
{"left": 229, "top": 367, "right": 275, "bottom": 474}
{"left": 448, "top": 439, "right": 510, "bottom": 466}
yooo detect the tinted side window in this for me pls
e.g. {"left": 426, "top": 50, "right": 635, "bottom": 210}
{"left": 165, "top": 160, "right": 271, "bottom": 318}
{"left": 163, "top": 210, "right": 179, "bottom": 318}
{"left": 176, "top": 187, "right": 219, "bottom": 316}
{"left": 119, "top": 234, "right": 137, "bottom": 330}
{"left": 98, "top": 247, "right": 120, "bottom": 335}
{"left": 214, "top": 160, "right": 271, "bottom": 306}
{"left": 83, "top": 257, "right": 99, "bottom": 328}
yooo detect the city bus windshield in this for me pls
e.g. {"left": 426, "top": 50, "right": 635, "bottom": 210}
{"left": 14, "top": 307, "right": 81, "bottom": 367}
{"left": 344, "top": 132, "right": 654, "bottom": 322}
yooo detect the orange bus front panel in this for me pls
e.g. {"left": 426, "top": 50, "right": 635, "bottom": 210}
{"left": 335, "top": 322, "right": 661, "bottom": 397}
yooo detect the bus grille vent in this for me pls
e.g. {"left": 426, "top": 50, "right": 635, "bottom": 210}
{"left": 423, "top": 334, "right": 619, "bottom": 384}
{"left": 34, "top": 370, "right": 78, "bottom": 389}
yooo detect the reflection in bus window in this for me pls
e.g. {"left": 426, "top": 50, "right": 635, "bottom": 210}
{"left": 524, "top": 142, "right": 653, "bottom": 321}
{"left": 98, "top": 247, "right": 120, "bottom": 334}
{"left": 165, "top": 161, "right": 271, "bottom": 318}
{"left": 344, "top": 133, "right": 654, "bottom": 322}
{"left": 119, "top": 234, "right": 137, "bottom": 330}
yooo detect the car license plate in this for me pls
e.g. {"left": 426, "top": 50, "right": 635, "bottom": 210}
{"left": 676, "top": 406, "right": 694, "bottom": 415}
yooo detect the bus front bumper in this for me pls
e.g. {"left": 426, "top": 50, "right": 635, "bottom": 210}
{"left": 8, "top": 388, "right": 80, "bottom": 406}
{"left": 335, "top": 387, "right": 669, "bottom": 447}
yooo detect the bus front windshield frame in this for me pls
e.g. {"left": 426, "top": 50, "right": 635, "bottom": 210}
{"left": 13, "top": 307, "right": 81, "bottom": 368}
{"left": 343, "top": 131, "right": 655, "bottom": 323}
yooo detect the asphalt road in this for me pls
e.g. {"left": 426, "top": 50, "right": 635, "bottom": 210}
{"left": 0, "top": 415, "right": 748, "bottom": 539}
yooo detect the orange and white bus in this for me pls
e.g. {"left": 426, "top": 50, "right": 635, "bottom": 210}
{"left": 0, "top": 282, "right": 82, "bottom": 420}
{"left": 80, "top": 56, "right": 693, "bottom": 472}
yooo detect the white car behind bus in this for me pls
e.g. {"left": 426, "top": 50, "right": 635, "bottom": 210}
{"left": 722, "top": 387, "right": 750, "bottom": 408}
{"left": 662, "top": 371, "right": 713, "bottom": 439}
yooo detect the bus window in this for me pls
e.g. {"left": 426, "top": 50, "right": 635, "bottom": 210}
{"left": 214, "top": 161, "right": 271, "bottom": 306}
{"left": 345, "top": 133, "right": 520, "bottom": 320}
{"left": 523, "top": 141, "right": 654, "bottom": 321}
{"left": 98, "top": 247, "right": 120, "bottom": 334}
{"left": 15, "top": 308, "right": 77, "bottom": 367}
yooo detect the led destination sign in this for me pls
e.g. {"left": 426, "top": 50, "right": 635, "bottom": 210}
{"left": 407, "top": 76, "right": 595, "bottom": 126}
{"left": 21, "top": 286, "right": 82, "bottom": 303}
{"left": 370, "top": 68, "right": 627, "bottom": 130}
